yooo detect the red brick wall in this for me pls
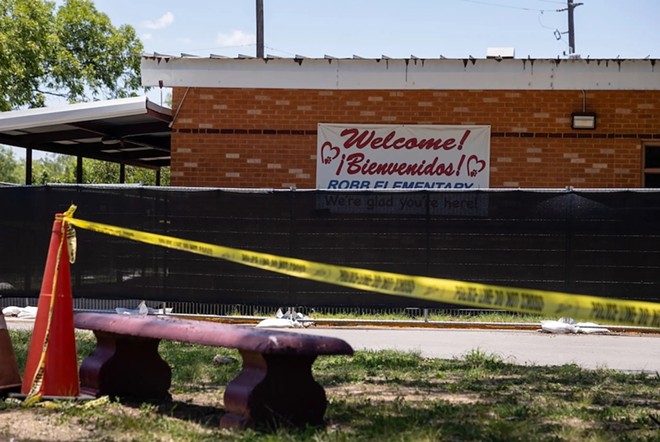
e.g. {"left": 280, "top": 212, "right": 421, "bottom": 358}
{"left": 170, "top": 88, "right": 660, "bottom": 188}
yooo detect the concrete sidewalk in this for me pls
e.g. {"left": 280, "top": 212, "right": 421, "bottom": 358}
{"left": 288, "top": 326, "right": 660, "bottom": 373}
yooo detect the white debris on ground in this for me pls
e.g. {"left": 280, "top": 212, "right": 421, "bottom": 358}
{"left": 2, "top": 305, "right": 38, "bottom": 319}
{"left": 115, "top": 300, "right": 173, "bottom": 316}
{"left": 3, "top": 302, "right": 174, "bottom": 318}
{"left": 540, "top": 317, "right": 609, "bottom": 334}
{"left": 212, "top": 355, "right": 239, "bottom": 365}
{"left": 255, "top": 308, "right": 314, "bottom": 328}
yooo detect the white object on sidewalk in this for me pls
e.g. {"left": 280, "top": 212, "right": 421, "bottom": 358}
{"left": 255, "top": 307, "right": 314, "bottom": 328}
{"left": 255, "top": 318, "right": 298, "bottom": 328}
{"left": 115, "top": 301, "right": 173, "bottom": 316}
{"left": 2, "top": 305, "right": 38, "bottom": 319}
{"left": 540, "top": 317, "right": 609, "bottom": 334}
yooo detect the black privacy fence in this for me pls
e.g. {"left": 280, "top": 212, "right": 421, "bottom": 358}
{"left": 1, "top": 184, "right": 659, "bottom": 309}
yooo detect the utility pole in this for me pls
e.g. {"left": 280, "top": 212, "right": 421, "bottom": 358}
{"left": 256, "top": 0, "right": 264, "bottom": 58}
{"left": 566, "top": 0, "right": 583, "bottom": 56}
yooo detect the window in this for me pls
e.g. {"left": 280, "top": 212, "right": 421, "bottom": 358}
{"left": 643, "top": 144, "right": 660, "bottom": 188}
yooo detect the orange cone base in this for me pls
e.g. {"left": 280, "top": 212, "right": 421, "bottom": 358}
{"left": 21, "top": 215, "right": 79, "bottom": 398}
{"left": 20, "top": 292, "right": 79, "bottom": 397}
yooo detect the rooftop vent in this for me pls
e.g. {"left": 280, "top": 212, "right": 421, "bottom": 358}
{"left": 486, "top": 47, "right": 515, "bottom": 59}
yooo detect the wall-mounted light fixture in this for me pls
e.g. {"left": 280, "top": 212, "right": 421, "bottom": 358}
{"left": 571, "top": 112, "right": 597, "bottom": 130}
{"left": 571, "top": 90, "right": 597, "bottom": 130}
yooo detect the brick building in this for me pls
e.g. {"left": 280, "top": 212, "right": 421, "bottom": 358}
{"left": 141, "top": 56, "right": 660, "bottom": 188}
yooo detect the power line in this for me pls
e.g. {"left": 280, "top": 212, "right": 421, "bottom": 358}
{"left": 459, "top": 0, "right": 560, "bottom": 13}
{"left": 264, "top": 45, "right": 297, "bottom": 57}
{"left": 461, "top": 0, "right": 583, "bottom": 57}
{"left": 537, "top": 10, "right": 558, "bottom": 30}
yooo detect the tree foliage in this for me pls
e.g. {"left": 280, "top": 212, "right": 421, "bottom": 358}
{"left": 80, "top": 158, "right": 170, "bottom": 186}
{"left": 0, "top": 147, "right": 169, "bottom": 186}
{"left": 0, "top": 0, "right": 144, "bottom": 111}
{"left": 31, "top": 153, "right": 76, "bottom": 184}
{"left": 0, "top": 148, "right": 23, "bottom": 183}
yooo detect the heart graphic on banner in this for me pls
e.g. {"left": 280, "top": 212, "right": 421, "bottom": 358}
{"left": 467, "top": 155, "right": 486, "bottom": 177}
{"left": 321, "top": 141, "right": 340, "bottom": 164}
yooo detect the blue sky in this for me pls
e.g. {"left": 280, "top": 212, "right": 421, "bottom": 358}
{"left": 93, "top": 0, "right": 660, "bottom": 59}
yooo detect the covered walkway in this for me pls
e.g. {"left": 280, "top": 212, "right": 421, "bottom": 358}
{"left": 0, "top": 97, "right": 172, "bottom": 184}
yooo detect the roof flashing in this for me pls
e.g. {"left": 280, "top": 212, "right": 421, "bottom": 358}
{"left": 140, "top": 56, "right": 660, "bottom": 91}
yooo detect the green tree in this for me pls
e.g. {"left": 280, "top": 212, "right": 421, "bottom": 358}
{"left": 26, "top": 153, "right": 169, "bottom": 185}
{"left": 83, "top": 158, "right": 169, "bottom": 185}
{"left": 0, "top": 0, "right": 144, "bottom": 111}
{"left": 0, "top": 146, "right": 23, "bottom": 183}
{"left": 31, "top": 153, "right": 76, "bottom": 184}
{"left": 0, "top": 148, "right": 169, "bottom": 185}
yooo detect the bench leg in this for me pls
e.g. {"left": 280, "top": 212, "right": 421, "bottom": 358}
{"left": 222, "top": 351, "right": 327, "bottom": 429}
{"left": 79, "top": 331, "right": 171, "bottom": 401}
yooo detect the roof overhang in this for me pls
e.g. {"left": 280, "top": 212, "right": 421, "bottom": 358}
{"left": 0, "top": 96, "right": 172, "bottom": 168}
{"left": 141, "top": 55, "right": 660, "bottom": 91}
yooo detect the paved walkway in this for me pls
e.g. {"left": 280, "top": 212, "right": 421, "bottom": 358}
{"left": 288, "top": 327, "right": 660, "bottom": 373}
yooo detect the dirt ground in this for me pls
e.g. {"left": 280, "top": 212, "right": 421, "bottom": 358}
{"left": 0, "top": 385, "right": 478, "bottom": 441}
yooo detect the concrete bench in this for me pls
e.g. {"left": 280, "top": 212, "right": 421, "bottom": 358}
{"left": 74, "top": 312, "right": 353, "bottom": 429}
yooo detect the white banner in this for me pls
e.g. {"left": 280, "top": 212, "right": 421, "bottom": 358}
{"left": 316, "top": 124, "right": 490, "bottom": 189}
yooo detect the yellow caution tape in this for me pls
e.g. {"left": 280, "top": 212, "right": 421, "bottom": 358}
{"left": 66, "top": 223, "right": 77, "bottom": 264}
{"left": 32, "top": 395, "right": 109, "bottom": 410}
{"left": 63, "top": 208, "right": 660, "bottom": 329}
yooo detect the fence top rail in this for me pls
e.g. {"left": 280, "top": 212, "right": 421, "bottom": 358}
{"left": 3, "top": 184, "right": 660, "bottom": 195}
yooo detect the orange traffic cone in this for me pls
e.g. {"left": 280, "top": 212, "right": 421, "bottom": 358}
{"left": 21, "top": 213, "right": 79, "bottom": 399}
{"left": 0, "top": 311, "right": 22, "bottom": 395}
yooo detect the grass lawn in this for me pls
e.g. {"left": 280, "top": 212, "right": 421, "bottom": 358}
{"left": 1, "top": 329, "right": 658, "bottom": 441}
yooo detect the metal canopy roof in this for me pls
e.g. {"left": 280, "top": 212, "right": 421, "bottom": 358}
{"left": 0, "top": 96, "right": 172, "bottom": 168}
